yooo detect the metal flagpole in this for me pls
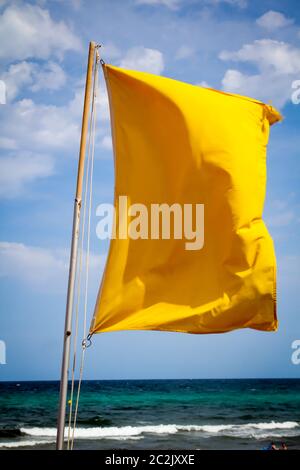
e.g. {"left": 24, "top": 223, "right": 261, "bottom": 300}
{"left": 56, "top": 41, "right": 97, "bottom": 450}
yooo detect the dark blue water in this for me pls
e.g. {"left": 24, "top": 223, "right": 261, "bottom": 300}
{"left": 0, "top": 379, "right": 299, "bottom": 449}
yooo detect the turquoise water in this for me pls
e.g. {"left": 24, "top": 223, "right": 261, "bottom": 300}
{"left": 0, "top": 379, "right": 299, "bottom": 449}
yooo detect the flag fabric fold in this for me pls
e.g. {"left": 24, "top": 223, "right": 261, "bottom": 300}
{"left": 90, "top": 64, "right": 281, "bottom": 335}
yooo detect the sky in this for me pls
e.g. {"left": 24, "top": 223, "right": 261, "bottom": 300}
{"left": 0, "top": 0, "right": 300, "bottom": 381}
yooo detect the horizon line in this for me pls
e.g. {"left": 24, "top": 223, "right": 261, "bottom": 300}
{"left": 1, "top": 377, "right": 300, "bottom": 383}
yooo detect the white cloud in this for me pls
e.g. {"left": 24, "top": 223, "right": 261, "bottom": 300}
{"left": 0, "top": 137, "right": 16, "bottom": 150}
{"left": 0, "top": 3, "right": 81, "bottom": 61}
{"left": 136, "top": 0, "right": 247, "bottom": 8}
{"left": 101, "top": 135, "right": 113, "bottom": 150}
{"left": 101, "top": 42, "right": 121, "bottom": 60}
{"left": 1, "top": 62, "right": 33, "bottom": 101}
{"left": 219, "top": 39, "right": 300, "bottom": 75}
{"left": 120, "top": 47, "right": 164, "bottom": 74}
{"left": 95, "top": 84, "right": 111, "bottom": 123}
{"left": 0, "top": 77, "right": 111, "bottom": 197}
{"left": 135, "top": 0, "right": 180, "bottom": 9}
{"left": 70, "top": 79, "right": 110, "bottom": 123}
{"left": 1, "top": 98, "right": 80, "bottom": 153}
{"left": 0, "top": 241, "right": 105, "bottom": 291}
{"left": 1, "top": 61, "right": 66, "bottom": 101}
{"left": 175, "top": 45, "right": 194, "bottom": 60}
{"left": 0, "top": 74, "right": 110, "bottom": 202}
{"left": 0, "top": 152, "right": 54, "bottom": 198}
{"left": 256, "top": 11, "right": 294, "bottom": 31}
{"left": 220, "top": 39, "right": 300, "bottom": 107}
{"left": 31, "top": 62, "right": 66, "bottom": 92}
{"left": 0, "top": 242, "right": 67, "bottom": 288}
{"left": 196, "top": 80, "right": 210, "bottom": 88}
{"left": 221, "top": 69, "right": 293, "bottom": 107}
{"left": 208, "top": 0, "right": 247, "bottom": 7}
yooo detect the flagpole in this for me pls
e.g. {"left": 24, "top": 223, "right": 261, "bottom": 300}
{"left": 56, "top": 41, "right": 97, "bottom": 450}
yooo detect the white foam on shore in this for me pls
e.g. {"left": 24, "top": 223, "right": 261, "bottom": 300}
{"left": 245, "top": 422, "right": 297, "bottom": 430}
{"left": 19, "top": 421, "right": 300, "bottom": 440}
{"left": 1, "top": 422, "right": 298, "bottom": 447}
{"left": 21, "top": 424, "right": 179, "bottom": 438}
{"left": 0, "top": 439, "right": 55, "bottom": 448}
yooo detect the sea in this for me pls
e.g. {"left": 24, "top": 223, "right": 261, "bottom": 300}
{"left": 0, "top": 379, "right": 299, "bottom": 450}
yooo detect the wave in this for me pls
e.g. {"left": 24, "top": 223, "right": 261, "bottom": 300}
{"left": 20, "top": 421, "right": 300, "bottom": 440}
{"left": 21, "top": 425, "right": 178, "bottom": 438}
{"left": 1, "top": 421, "right": 298, "bottom": 447}
{"left": 0, "top": 440, "right": 55, "bottom": 448}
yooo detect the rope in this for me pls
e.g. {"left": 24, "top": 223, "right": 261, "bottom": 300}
{"left": 67, "top": 49, "right": 100, "bottom": 450}
{"left": 66, "top": 52, "right": 96, "bottom": 449}
{"left": 66, "top": 96, "right": 93, "bottom": 449}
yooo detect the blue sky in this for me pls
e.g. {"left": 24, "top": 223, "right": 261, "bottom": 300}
{"left": 0, "top": 0, "right": 299, "bottom": 380}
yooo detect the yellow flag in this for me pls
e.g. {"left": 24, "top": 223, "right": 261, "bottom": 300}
{"left": 90, "top": 65, "right": 281, "bottom": 335}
